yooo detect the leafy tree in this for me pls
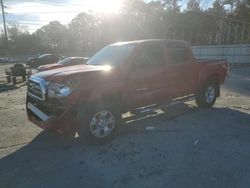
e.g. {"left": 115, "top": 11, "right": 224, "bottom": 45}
{"left": 186, "top": 0, "right": 202, "bottom": 12}
{"left": 68, "top": 12, "right": 99, "bottom": 52}
{"left": 223, "top": 0, "right": 239, "bottom": 13}
{"left": 1, "top": 0, "right": 250, "bottom": 55}
{"left": 122, "top": 0, "right": 148, "bottom": 15}
{"left": 206, "top": 0, "right": 226, "bottom": 16}
{"left": 7, "top": 24, "right": 40, "bottom": 54}
{"left": 162, "top": 0, "right": 182, "bottom": 12}
{"left": 35, "top": 21, "right": 68, "bottom": 53}
{"left": 234, "top": 0, "right": 250, "bottom": 22}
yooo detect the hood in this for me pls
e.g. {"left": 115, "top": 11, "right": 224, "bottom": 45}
{"left": 38, "top": 63, "right": 61, "bottom": 71}
{"left": 34, "top": 64, "right": 113, "bottom": 81}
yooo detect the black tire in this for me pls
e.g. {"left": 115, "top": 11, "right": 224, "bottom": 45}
{"left": 76, "top": 103, "right": 122, "bottom": 145}
{"left": 6, "top": 76, "right": 11, "bottom": 83}
{"left": 195, "top": 81, "right": 217, "bottom": 108}
{"left": 12, "top": 77, "right": 17, "bottom": 85}
{"left": 22, "top": 75, "right": 26, "bottom": 82}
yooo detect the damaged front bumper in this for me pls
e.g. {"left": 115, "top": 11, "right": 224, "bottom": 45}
{"left": 26, "top": 96, "right": 76, "bottom": 135}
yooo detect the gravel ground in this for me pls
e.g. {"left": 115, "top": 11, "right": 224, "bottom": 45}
{"left": 0, "top": 64, "right": 249, "bottom": 188}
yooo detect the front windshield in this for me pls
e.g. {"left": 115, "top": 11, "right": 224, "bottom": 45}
{"left": 87, "top": 44, "right": 135, "bottom": 67}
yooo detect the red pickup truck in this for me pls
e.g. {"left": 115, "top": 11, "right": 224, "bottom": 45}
{"left": 26, "top": 40, "right": 229, "bottom": 143}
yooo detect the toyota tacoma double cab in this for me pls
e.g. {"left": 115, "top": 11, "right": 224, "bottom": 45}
{"left": 26, "top": 39, "right": 229, "bottom": 143}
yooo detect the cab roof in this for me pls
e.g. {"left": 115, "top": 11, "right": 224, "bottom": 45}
{"left": 111, "top": 39, "right": 189, "bottom": 46}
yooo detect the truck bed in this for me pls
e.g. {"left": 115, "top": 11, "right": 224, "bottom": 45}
{"left": 196, "top": 59, "right": 227, "bottom": 63}
{"left": 196, "top": 59, "right": 229, "bottom": 85}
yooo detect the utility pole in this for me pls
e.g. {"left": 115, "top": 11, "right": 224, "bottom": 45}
{"left": 173, "top": 0, "right": 176, "bottom": 13}
{"left": 0, "top": 0, "right": 8, "bottom": 47}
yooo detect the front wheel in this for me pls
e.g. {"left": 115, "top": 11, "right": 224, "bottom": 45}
{"left": 77, "top": 104, "right": 121, "bottom": 144}
{"left": 22, "top": 75, "right": 26, "bottom": 82}
{"left": 12, "top": 77, "right": 17, "bottom": 85}
{"left": 195, "top": 82, "right": 217, "bottom": 108}
{"left": 6, "top": 75, "right": 11, "bottom": 83}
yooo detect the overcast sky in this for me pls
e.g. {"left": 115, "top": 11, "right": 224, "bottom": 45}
{"left": 0, "top": 0, "right": 213, "bottom": 33}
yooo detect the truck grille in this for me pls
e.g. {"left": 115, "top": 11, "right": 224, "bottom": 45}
{"left": 28, "top": 76, "right": 48, "bottom": 101}
{"left": 28, "top": 80, "right": 42, "bottom": 99}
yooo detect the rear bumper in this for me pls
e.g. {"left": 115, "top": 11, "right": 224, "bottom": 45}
{"left": 26, "top": 100, "right": 76, "bottom": 135}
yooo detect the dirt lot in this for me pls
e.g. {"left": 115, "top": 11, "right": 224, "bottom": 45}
{"left": 0, "top": 64, "right": 249, "bottom": 188}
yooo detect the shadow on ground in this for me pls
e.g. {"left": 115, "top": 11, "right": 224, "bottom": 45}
{"left": 0, "top": 104, "right": 250, "bottom": 188}
{"left": 0, "top": 82, "right": 27, "bottom": 93}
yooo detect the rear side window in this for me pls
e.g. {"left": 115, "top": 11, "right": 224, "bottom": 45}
{"left": 74, "top": 59, "right": 84, "bottom": 64}
{"left": 167, "top": 46, "right": 190, "bottom": 65}
{"left": 52, "top": 56, "right": 59, "bottom": 61}
{"left": 46, "top": 55, "right": 53, "bottom": 60}
{"left": 134, "top": 46, "right": 165, "bottom": 67}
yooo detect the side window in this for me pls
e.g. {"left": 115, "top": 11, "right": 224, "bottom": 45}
{"left": 53, "top": 56, "right": 58, "bottom": 61}
{"left": 76, "top": 59, "right": 84, "bottom": 64}
{"left": 134, "top": 46, "right": 165, "bottom": 67}
{"left": 167, "top": 46, "right": 190, "bottom": 65}
{"left": 73, "top": 59, "right": 82, "bottom": 64}
{"left": 46, "top": 55, "right": 52, "bottom": 61}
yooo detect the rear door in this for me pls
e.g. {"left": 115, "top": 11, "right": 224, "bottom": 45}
{"left": 164, "top": 45, "right": 198, "bottom": 97}
{"left": 129, "top": 43, "right": 167, "bottom": 108}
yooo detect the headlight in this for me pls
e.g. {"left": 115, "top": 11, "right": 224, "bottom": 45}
{"left": 47, "top": 81, "right": 73, "bottom": 98}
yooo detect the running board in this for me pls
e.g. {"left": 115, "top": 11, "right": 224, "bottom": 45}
{"left": 132, "top": 95, "right": 195, "bottom": 114}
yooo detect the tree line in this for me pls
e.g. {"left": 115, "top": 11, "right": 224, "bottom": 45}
{"left": 0, "top": 0, "right": 250, "bottom": 55}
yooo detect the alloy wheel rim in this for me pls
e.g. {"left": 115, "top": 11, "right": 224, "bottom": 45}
{"left": 205, "top": 86, "right": 215, "bottom": 103}
{"left": 90, "top": 110, "right": 115, "bottom": 138}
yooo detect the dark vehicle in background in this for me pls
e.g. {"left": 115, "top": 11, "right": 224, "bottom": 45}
{"left": 26, "top": 56, "right": 38, "bottom": 65}
{"left": 37, "top": 57, "right": 88, "bottom": 72}
{"left": 26, "top": 40, "right": 229, "bottom": 144}
{"left": 0, "top": 58, "right": 9, "bottom": 63}
{"left": 5, "top": 63, "right": 32, "bottom": 84}
{"left": 26, "top": 54, "right": 62, "bottom": 68}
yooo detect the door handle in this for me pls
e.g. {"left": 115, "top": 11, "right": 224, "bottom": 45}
{"left": 166, "top": 74, "right": 178, "bottom": 78}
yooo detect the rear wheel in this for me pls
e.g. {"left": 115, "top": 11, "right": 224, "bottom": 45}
{"left": 77, "top": 104, "right": 121, "bottom": 144}
{"left": 6, "top": 76, "right": 11, "bottom": 83}
{"left": 12, "top": 77, "right": 17, "bottom": 85}
{"left": 195, "top": 81, "right": 217, "bottom": 108}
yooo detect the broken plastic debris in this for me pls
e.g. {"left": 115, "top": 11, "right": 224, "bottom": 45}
{"left": 194, "top": 139, "right": 199, "bottom": 146}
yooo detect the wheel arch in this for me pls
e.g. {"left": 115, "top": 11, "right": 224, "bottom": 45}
{"left": 203, "top": 73, "right": 220, "bottom": 97}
